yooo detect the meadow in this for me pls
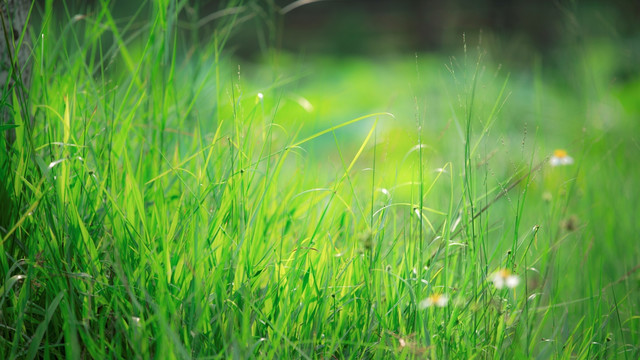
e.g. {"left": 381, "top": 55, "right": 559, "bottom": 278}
{"left": 1, "top": 1, "right": 639, "bottom": 359}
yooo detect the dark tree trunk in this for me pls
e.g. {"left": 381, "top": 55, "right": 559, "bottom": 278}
{"left": 1, "top": 0, "right": 32, "bottom": 145}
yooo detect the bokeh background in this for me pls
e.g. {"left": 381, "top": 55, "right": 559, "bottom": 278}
{"left": 46, "top": 0, "right": 640, "bottom": 62}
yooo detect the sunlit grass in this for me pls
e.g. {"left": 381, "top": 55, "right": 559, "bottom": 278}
{"left": 1, "top": 1, "right": 639, "bottom": 359}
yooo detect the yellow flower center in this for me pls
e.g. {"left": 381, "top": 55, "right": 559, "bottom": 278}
{"left": 553, "top": 149, "right": 568, "bottom": 158}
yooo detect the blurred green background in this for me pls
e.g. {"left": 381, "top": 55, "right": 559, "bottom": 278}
{"left": 36, "top": 0, "right": 639, "bottom": 233}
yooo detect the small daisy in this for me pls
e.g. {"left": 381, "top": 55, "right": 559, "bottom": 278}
{"left": 419, "top": 293, "right": 449, "bottom": 309}
{"left": 491, "top": 269, "right": 520, "bottom": 289}
{"left": 549, "top": 149, "right": 574, "bottom": 166}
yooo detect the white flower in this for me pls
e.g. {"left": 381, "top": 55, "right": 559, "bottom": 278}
{"left": 419, "top": 293, "right": 449, "bottom": 309}
{"left": 491, "top": 269, "right": 520, "bottom": 289}
{"left": 550, "top": 149, "right": 574, "bottom": 166}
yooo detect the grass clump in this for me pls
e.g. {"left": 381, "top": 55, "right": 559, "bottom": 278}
{"left": 1, "top": 1, "right": 639, "bottom": 359}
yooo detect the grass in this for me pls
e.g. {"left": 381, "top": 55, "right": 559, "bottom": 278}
{"left": 1, "top": 1, "right": 639, "bottom": 359}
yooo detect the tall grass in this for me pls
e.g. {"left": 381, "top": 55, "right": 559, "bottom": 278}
{"left": 1, "top": 1, "right": 638, "bottom": 359}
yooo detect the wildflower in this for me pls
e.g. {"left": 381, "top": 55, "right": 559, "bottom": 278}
{"left": 491, "top": 269, "right": 520, "bottom": 289}
{"left": 131, "top": 316, "right": 141, "bottom": 327}
{"left": 419, "top": 293, "right": 449, "bottom": 309}
{"left": 549, "top": 149, "right": 574, "bottom": 166}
